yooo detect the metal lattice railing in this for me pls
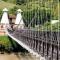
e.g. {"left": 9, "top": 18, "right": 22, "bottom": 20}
{"left": 7, "top": 28, "right": 60, "bottom": 60}
{"left": 6, "top": 0, "right": 60, "bottom": 60}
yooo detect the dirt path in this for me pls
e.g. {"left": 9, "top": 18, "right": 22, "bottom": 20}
{"left": 0, "top": 53, "right": 40, "bottom": 60}
{"left": 0, "top": 54, "right": 19, "bottom": 60}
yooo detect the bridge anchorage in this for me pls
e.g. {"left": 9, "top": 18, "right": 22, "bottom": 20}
{"left": 0, "top": 7, "right": 60, "bottom": 60}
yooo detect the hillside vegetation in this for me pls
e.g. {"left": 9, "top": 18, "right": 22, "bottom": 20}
{"left": 0, "top": 0, "right": 60, "bottom": 31}
{"left": 0, "top": 1, "right": 16, "bottom": 9}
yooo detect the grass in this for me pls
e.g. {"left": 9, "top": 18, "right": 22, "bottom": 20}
{"left": 0, "top": 36, "right": 12, "bottom": 47}
{"left": 0, "top": 1, "right": 17, "bottom": 10}
{"left": 0, "top": 36, "right": 28, "bottom": 53}
{"left": 0, "top": 36, "right": 17, "bottom": 49}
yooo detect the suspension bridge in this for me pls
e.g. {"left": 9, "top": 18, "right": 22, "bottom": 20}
{"left": 0, "top": 8, "right": 60, "bottom": 60}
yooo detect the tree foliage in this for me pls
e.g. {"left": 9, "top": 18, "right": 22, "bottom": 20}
{"left": 16, "top": 0, "right": 26, "bottom": 5}
{"left": 0, "top": 9, "right": 2, "bottom": 21}
{"left": 9, "top": 6, "right": 18, "bottom": 14}
{"left": 23, "top": 8, "right": 51, "bottom": 27}
{"left": 2, "top": 0, "right": 8, "bottom": 2}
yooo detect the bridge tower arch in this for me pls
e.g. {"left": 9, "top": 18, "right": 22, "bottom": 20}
{"left": 1, "top": 8, "right": 9, "bottom": 25}
{"left": 15, "top": 9, "right": 24, "bottom": 29}
{"left": 0, "top": 8, "right": 9, "bottom": 35}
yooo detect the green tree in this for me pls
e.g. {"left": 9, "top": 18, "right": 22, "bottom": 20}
{"left": 23, "top": 8, "right": 51, "bottom": 27}
{"left": 0, "top": 10, "right": 2, "bottom": 21}
{"left": 2, "top": 0, "right": 8, "bottom": 2}
{"left": 16, "top": 0, "right": 26, "bottom": 5}
{"left": 10, "top": 6, "right": 18, "bottom": 14}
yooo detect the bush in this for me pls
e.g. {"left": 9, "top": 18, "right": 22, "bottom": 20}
{"left": 0, "top": 9, "right": 2, "bottom": 21}
{"left": 10, "top": 6, "right": 18, "bottom": 14}
{"left": 16, "top": 0, "right": 26, "bottom": 5}
{"left": 2, "top": 0, "right": 8, "bottom": 2}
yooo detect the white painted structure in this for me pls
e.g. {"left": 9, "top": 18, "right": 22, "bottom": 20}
{"left": 51, "top": 20, "right": 59, "bottom": 24}
{"left": 0, "top": 8, "right": 9, "bottom": 35}
{"left": 1, "top": 8, "right": 9, "bottom": 24}
{"left": 15, "top": 9, "right": 24, "bottom": 29}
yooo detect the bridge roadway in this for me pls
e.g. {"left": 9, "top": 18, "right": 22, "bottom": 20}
{"left": 5, "top": 27, "right": 60, "bottom": 60}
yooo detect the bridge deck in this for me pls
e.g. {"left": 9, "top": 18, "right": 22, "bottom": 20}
{"left": 6, "top": 28, "right": 60, "bottom": 60}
